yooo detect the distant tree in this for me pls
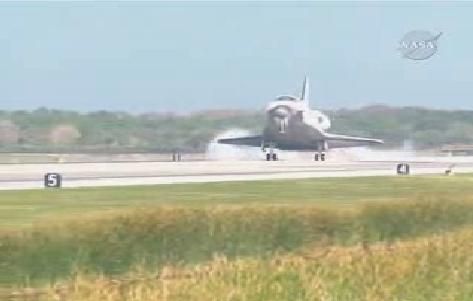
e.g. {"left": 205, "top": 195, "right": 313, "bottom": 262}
{"left": 0, "top": 120, "right": 19, "bottom": 144}
{"left": 0, "top": 107, "right": 471, "bottom": 152}
{"left": 49, "top": 124, "right": 82, "bottom": 145}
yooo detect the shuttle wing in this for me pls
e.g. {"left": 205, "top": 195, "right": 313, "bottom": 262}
{"left": 217, "top": 135, "right": 263, "bottom": 147}
{"left": 324, "top": 133, "right": 384, "bottom": 149}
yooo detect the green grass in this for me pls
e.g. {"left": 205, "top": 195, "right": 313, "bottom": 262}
{"left": 2, "top": 175, "right": 473, "bottom": 288}
{"left": 1, "top": 175, "right": 473, "bottom": 228}
{"left": 3, "top": 196, "right": 473, "bottom": 285}
{"left": 29, "top": 228, "right": 473, "bottom": 301}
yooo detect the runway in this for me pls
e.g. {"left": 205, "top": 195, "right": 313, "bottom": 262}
{"left": 2, "top": 157, "right": 473, "bottom": 190}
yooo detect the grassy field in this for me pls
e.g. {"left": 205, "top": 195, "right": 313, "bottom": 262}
{"left": 1, "top": 174, "right": 473, "bottom": 228}
{"left": 16, "top": 228, "right": 473, "bottom": 301}
{"left": 19, "top": 230, "right": 473, "bottom": 301}
{"left": 2, "top": 174, "right": 473, "bottom": 299}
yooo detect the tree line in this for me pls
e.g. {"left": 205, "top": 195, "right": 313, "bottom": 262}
{"left": 0, "top": 105, "right": 471, "bottom": 152}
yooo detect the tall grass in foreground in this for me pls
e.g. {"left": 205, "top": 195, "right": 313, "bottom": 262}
{"left": 3, "top": 198, "right": 473, "bottom": 286}
{"left": 9, "top": 227, "right": 473, "bottom": 301}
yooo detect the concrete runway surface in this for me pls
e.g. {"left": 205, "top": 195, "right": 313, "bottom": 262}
{"left": 1, "top": 157, "right": 473, "bottom": 190}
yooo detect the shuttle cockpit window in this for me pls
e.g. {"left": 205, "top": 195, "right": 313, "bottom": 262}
{"left": 275, "top": 95, "right": 298, "bottom": 101}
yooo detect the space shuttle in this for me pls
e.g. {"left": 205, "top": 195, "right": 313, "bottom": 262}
{"left": 218, "top": 77, "right": 383, "bottom": 161}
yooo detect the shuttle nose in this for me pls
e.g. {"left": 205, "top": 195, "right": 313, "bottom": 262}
{"left": 271, "top": 112, "right": 289, "bottom": 134}
{"left": 272, "top": 107, "right": 290, "bottom": 118}
{"left": 268, "top": 106, "right": 291, "bottom": 133}
{"left": 274, "top": 116, "right": 288, "bottom": 133}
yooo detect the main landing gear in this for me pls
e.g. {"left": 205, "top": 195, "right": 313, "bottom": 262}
{"left": 314, "top": 141, "right": 328, "bottom": 162}
{"left": 263, "top": 142, "right": 278, "bottom": 161}
{"left": 314, "top": 152, "right": 326, "bottom": 161}
{"left": 266, "top": 153, "right": 278, "bottom": 161}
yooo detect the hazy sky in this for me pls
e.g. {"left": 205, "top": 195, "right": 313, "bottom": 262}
{"left": 1, "top": 1, "right": 472, "bottom": 112}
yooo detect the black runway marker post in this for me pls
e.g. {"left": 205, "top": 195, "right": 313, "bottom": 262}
{"left": 396, "top": 163, "right": 410, "bottom": 175}
{"left": 44, "top": 173, "right": 62, "bottom": 188}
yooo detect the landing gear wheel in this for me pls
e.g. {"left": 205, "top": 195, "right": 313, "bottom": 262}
{"left": 272, "top": 153, "right": 278, "bottom": 161}
{"left": 266, "top": 153, "right": 271, "bottom": 161}
{"left": 314, "top": 153, "right": 319, "bottom": 161}
{"left": 321, "top": 153, "right": 326, "bottom": 161}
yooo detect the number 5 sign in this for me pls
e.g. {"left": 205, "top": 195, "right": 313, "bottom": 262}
{"left": 44, "top": 173, "right": 62, "bottom": 188}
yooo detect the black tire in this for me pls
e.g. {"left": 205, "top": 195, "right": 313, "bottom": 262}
{"left": 314, "top": 153, "right": 319, "bottom": 161}
{"left": 321, "top": 153, "right": 326, "bottom": 161}
{"left": 272, "top": 153, "right": 278, "bottom": 161}
{"left": 266, "top": 153, "right": 271, "bottom": 161}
